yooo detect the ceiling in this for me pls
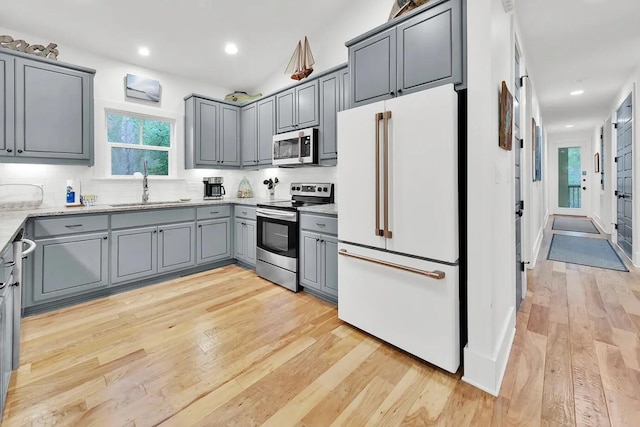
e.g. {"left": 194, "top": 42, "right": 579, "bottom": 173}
{"left": 0, "top": 0, "right": 368, "bottom": 93}
{"left": 515, "top": 0, "right": 640, "bottom": 138}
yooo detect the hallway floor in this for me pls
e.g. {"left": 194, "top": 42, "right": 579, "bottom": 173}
{"left": 497, "top": 215, "right": 640, "bottom": 426}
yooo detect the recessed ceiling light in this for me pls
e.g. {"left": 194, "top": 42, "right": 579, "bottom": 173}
{"left": 225, "top": 43, "right": 238, "bottom": 55}
{"left": 138, "top": 47, "right": 150, "bottom": 56}
{"left": 570, "top": 90, "right": 584, "bottom": 96}
{"left": 565, "top": 125, "right": 574, "bottom": 128}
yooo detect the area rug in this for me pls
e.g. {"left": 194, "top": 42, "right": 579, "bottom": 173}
{"left": 547, "top": 234, "right": 628, "bottom": 272}
{"left": 552, "top": 217, "right": 599, "bottom": 234}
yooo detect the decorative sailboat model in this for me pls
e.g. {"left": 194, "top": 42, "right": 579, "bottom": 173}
{"left": 285, "top": 36, "right": 315, "bottom": 81}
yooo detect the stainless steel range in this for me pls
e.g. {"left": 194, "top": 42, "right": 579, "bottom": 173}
{"left": 256, "top": 183, "right": 334, "bottom": 292}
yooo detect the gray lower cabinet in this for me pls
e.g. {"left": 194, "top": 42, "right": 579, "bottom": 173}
{"left": 111, "top": 227, "right": 158, "bottom": 284}
{"left": 0, "top": 280, "right": 13, "bottom": 421}
{"left": 234, "top": 219, "right": 256, "bottom": 266}
{"left": 348, "top": 0, "right": 462, "bottom": 107}
{"left": 276, "top": 80, "right": 319, "bottom": 133}
{"left": 299, "top": 223, "right": 338, "bottom": 301}
{"left": 185, "top": 96, "right": 241, "bottom": 169}
{"left": 197, "top": 218, "right": 231, "bottom": 264}
{"left": 31, "top": 232, "right": 109, "bottom": 304}
{"left": 0, "top": 51, "right": 94, "bottom": 165}
{"left": 158, "top": 222, "right": 196, "bottom": 273}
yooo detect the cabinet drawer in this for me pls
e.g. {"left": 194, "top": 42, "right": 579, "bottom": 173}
{"left": 234, "top": 205, "right": 256, "bottom": 221}
{"left": 111, "top": 208, "right": 195, "bottom": 229}
{"left": 33, "top": 215, "right": 108, "bottom": 237}
{"left": 197, "top": 205, "right": 231, "bottom": 220}
{"left": 300, "top": 214, "right": 337, "bottom": 235}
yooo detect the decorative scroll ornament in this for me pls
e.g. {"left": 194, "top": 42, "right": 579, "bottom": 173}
{"left": 0, "top": 35, "right": 59, "bottom": 60}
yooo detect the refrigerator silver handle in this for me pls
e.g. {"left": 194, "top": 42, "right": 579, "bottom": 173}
{"left": 339, "top": 249, "right": 445, "bottom": 280}
{"left": 375, "top": 112, "right": 384, "bottom": 237}
{"left": 383, "top": 111, "right": 393, "bottom": 239}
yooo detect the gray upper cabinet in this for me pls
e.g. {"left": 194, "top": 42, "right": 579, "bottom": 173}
{"left": 276, "top": 80, "right": 319, "bottom": 133}
{"left": 340, "top": 68, "right": 350, "bottom": 111}
{"left": 158, "top": 222, "right": 196, "bottom": 274}
{"left": 111, "top": 227, "right": 158, "bottom": 284}
{"left": 257, "top": 97, "right": 276, "bottom": 164}
{"left": 348, "top": 0, "right": 462, "bottom": 107}
{"left": 0, "top": 53, "right": 14, "bottom": 159}
{"left": 0, "top": 53, "right": 95, "bottom": 165}
{"left": 220, "top": 105, "right": 240, "bottom": 166}
{"left": 241, "top": 104, "right": 258, "bottom": 166}
{"left": 31, "top": 232, "right": 109, "bottom": 305}
{"left": 396, "top": 1, "right": 462, "bottom": 96}
{"left": 349, "top": 28, "right": 397, "bottom": 107}
{"left": 319, "top": 72, "right": 340, "bottom": 161}
{"left": 185, "top": 96, "right": 241, "bottom": 169}
{"left": 197, "top": 218, "right": 231, "bottom": 264}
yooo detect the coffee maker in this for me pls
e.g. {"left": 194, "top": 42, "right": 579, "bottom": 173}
{"left": 203, "top": 177, "right": 226, "bottom": 200}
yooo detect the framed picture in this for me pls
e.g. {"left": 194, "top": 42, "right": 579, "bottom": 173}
{"left": 499, "top": 81, "right": 513, "bottom": 151}
{"left": 595, "top": 153, "right": 600, "bottom": 173}
{"left": 532, "top": 118, "right": 537, "bottom": 181}
{"left": 125, "top": 74, "right": 161, "bottom": 102}
{"left": 535, "top": 125, "right": 542, "bottom": 181}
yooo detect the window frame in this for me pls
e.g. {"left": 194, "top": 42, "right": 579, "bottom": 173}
{"left": 103, "top": 107, "right": 178, "bottom": 179}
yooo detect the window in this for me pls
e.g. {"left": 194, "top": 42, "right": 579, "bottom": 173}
{"left": 107, "top": 112, "right": 172, "bottom": 176}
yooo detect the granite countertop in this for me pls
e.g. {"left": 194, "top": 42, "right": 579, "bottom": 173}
{"left": 0, "top": 197, "right": 284, "bottom": 255}
{"left": 297, "top": 204, "right": 338, "bottom": 216}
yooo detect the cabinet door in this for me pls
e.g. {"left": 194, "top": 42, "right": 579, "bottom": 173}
{"left": 276, "top": 88, "right": 296, "bottom": 133}
{"left": 195, "top": 99, "right": 219, "bottom": 166}
{"left": 340, "top": 68, "right": 350, "bottom": 111}
{"left": 300, "top": 231, "right": 321, "bottom": 290}
{"left": 0, "top": 292, "right": 7, "bottom": 415}
{"left": 321, "top": 235, "right": 339, "bottom": 298}
{"left": 349, "top": 28, "right": 397, "bottom": 108}
{"left": 111, "top": 227, "right": 158, "bottom": 284}
{"left": 241, "top": 104, "right": 257, "bottom": 166}
{"left": 319, "top": 72, "right": 340, "bottom": 161}
{"left": 32, "top": 232, "right": 109, "bottom": 303}
{"left": 396, "top": 1, "right": 462, "bottom": 95}
{"left": 14, "top": 58, "right": 93, "bottom": 162}
{"left": 295, "top": 80, "right": 319, "bottom": 128}
{"left": 257, "top": 97, "right": 276, "bottom": 164}
{"left": 0, "top": 53, "right": 14, "bottom": 159}
{"left": 244, "top": 220, "right": 256, "bottom": 266}
{"left": 197, "top": 218, "right": 231, "bottom": 264}
{"left": 219, "top": 104, "right": 240, "bottom": 166}
{"left": 234, "top": 219, "right": 245, "bottom": 261}
{"left": 158, "top": 222, "right": 195, "bottom": 274}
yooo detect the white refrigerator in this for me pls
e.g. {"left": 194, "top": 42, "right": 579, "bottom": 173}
{"left": 337, "top": 84, "right": 460, "bottom": 373}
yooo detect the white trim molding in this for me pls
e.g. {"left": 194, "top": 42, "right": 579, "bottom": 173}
{"left": 502, "top": 0, "right": 515, "bottom": 13}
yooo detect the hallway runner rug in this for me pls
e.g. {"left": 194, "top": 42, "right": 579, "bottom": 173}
{"left": 552, "top": 217, "right": 599, "bottom": 234}
{"left": 547, "top": 234, "right": 628, "bottom": 272}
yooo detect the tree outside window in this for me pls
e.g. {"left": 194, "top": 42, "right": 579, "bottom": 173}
{"left": 107, "top": 113, "right": 171, "bottom": 176}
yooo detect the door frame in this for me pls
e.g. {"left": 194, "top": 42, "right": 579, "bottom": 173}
{"left": 613, "top": 92, "right": 635, "bottom": 262}
{"left": 549, "top": 139, "right": 592, "bottom": 217}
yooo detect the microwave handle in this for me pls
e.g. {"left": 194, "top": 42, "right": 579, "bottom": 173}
{"left": 298, "top": 132, "right": 304, "bottom": 163}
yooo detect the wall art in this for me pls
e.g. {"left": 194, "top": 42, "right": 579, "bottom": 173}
{"left": 499, "top": 81, "right": 513, "bottom": 151}
{"left": 125, "top": 74, "right": 161, "bottom": 102}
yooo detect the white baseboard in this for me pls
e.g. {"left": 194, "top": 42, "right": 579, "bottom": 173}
{"left": 529, "top": 227, "right": 544, "bottom": 269}
{"left": 592, "top": 215, "right": 608, "bottom": 234}
{"left": 462, "top": 308, "right": 516, "bottom": 396}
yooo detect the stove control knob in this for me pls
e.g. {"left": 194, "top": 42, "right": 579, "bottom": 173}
{"left": 297, "top": 186, "right": 302, "bottom": 191}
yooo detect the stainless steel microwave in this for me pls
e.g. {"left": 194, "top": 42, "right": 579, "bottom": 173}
{"left": 272, "top": 128, "right": 318, "bottom": 166}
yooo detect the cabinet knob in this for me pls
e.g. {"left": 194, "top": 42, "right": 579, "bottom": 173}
{"left": 390, "top": 91, "right": 395, "bottom": 96}
{"left": 221, "top": 161, "right": 224, "bottom": 164}
{"left": 153, "top": 230, "right": 157, "bottom": 234}
{"left": 103, "top": 236, "right": 108, "bottom": 240}
{"left": 17, "top": 150, "right": 23, "bottom": 154}
{"left": 198, "top": 225, "right": 202, "bottom": 228}
{"left": 159, "top": 229, "right": 163, "bottom": 233}
{"left": 398, "top": 89, "right": 403, "bottom": 95}
{"left": 6, "top": 149, "right": 12, "bottom": 153}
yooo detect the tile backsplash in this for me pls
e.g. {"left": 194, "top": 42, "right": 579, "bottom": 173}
{"left": 0, "top": 163, "right": 337, "bottom": 207}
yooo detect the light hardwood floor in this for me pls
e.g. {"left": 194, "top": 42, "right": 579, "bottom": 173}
{"left": 3, "top": 216, "right": 639, "bottom": 426}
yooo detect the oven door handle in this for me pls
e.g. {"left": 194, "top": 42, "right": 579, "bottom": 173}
{"left": 256, "top": 208, "right": 298, "bottom": 222}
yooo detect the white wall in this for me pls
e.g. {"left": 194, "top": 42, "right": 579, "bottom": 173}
{"left": 258, "top": 1, "right": 391, "bottom": 95}
{"left": 0, "top": 27, "right": 337, "bottom": 207}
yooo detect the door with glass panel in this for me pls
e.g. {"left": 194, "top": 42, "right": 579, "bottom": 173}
{"left": 555, "top": 144, "right": 590, "bottom": 216}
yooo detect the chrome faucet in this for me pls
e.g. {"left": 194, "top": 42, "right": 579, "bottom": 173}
{"left": 142, "top": 159, "right": 149, "bottom": 204}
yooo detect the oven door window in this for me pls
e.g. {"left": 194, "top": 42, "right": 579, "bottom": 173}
{"left": 257, "top": 217, "right": 297, "bottom": 258}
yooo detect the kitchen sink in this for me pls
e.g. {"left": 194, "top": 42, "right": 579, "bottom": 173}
{"left": 110, "top": 201, "right": 184, "bottom": 208}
